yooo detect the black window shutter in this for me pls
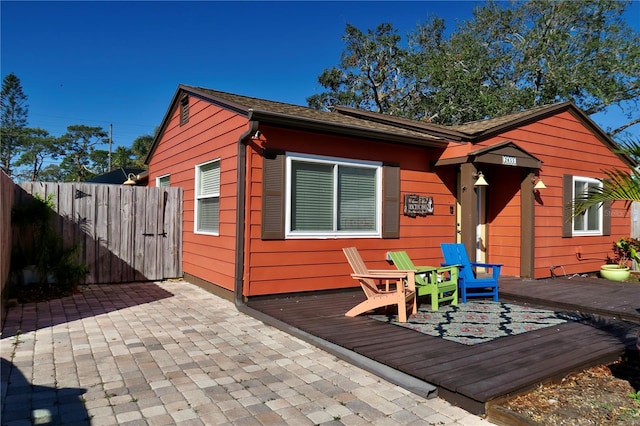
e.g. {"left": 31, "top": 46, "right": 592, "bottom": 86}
{"left": 262, "top": 158, "right": 400, "bottom": 239}
{"left": 382, "top": 164, "right": 400, "bottom": 239}
{"left": 262, "top": 153, "right": 285, "bottom": 240}
{"left": 562, "top": 174, "right": 573, "bottom": 238}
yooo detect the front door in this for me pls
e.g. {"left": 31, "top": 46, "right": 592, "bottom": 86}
{"left": 455, "top": 167, "right": 488, "bottom": 266}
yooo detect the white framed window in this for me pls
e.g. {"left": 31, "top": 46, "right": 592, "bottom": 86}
{"left": 285, "top": 153, "right": 381, "bottom": 238}
{"left": 157, "top": 174, "right": 170, "bottom": 187}
{"left": 195, "top": 159, "right": 220, "bottom": 235}
{"left": 573, "top": 176, "right": 603, "bottom": 235}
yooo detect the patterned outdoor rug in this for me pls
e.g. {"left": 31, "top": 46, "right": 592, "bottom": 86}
{"left": 369, "top": 300, "right": 567, "bottom": 345}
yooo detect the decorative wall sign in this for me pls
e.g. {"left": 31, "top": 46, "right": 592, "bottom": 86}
{"left": 404, "top": 194, "right": 434, "bottom": 217}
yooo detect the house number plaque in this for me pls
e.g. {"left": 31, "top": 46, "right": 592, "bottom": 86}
{"left": 502, "top": 155, "right": 517, "bottom": 166}
{"left": 404, "top": 194, "right": 434, "bottom": 217}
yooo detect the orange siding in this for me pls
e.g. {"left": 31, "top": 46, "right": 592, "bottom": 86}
{"left": 148, "top": 98, "right": 246, "bottom": 291}
{"left": 477, "top": 110, "right": 631, "bottom": 278}
{"left": 150, "top": 96, "right": 632, "bottom": 295}
{"left": 243, "top": 126, "right": 456, "bottom": 296}
{"left": 484, "top": 166, "right": 522, "bottom": 275}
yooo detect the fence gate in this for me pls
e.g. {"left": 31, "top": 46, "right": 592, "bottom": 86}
{"left": 15, "top": 182, "right": 183, "bottom": 284}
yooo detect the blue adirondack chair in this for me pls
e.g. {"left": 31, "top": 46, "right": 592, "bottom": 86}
{"left": 440, "top": 243, "right": 502, "bottom": 303}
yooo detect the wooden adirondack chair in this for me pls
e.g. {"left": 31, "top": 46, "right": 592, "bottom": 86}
{"left": 440, "top": 243, "right": 502, "bottom": 303}
{"left": 387, "top": 251, "right": 459, "bottom": 311}
{"left": 342, "top": 247, "right": 417, "bottom": 323}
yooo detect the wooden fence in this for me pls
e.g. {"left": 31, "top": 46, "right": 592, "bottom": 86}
{"left": 14, "top": 182, "right": 183, "bottom": 284}
{"left": 1, "top": 171, "right": 15, "bottom": 298}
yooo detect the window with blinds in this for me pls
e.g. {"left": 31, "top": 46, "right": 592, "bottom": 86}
{"left": 286, "top": 154, "right": 380, "bottom": 238}
{"left": 195, "top": 160, "right": 220, "bottom": 234}
{"left": 157, "top": 175, "right": 170, "bottom": 187}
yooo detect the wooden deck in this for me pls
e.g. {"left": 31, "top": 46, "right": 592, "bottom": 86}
{"left": 246, "top": 276, "right": 639, "bottom": 415}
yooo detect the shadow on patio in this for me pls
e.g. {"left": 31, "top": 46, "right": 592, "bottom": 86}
{"left": 1, "top": 282, "right": 173, "bottom": 339}
{"left": 1, "top": 357, "right": 88, "bottom": 425}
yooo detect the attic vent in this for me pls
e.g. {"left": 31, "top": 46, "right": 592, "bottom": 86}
{"left": 180, "top": 95, "right": 189, "bottom": 125}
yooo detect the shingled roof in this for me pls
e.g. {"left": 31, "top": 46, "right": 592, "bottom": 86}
{"left": 147, "top": 85, "right": 632, "bottom": 167}
{"left": 448, "top": 102, "right": 573, "bottom": 137}
{"left": 331, "top": 106, "right": 467, "bottom": 141}
{"left": 86, "top": 167, "right": 146, "bottom": 185}
{"left": 181, "top": 85, "right": 446, "bottom": 146}
{"left": 333, "top": 102, "right": 584, "bottom": 141}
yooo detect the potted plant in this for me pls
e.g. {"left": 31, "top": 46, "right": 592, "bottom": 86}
{"left": 600, "top": 237, "right": 640, "bottom": 281}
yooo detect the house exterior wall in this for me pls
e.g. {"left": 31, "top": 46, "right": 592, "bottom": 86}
{"left": 147, "top": 97, "right": 246, "bottom": 292}
{"left": 486, "top": 166, "right": 523, "bottom": 276}
{"left": 243, "top": 125, "right": 457, "bottom": 296}
{"left": 149, "top": 92, "right": 632, "bottom": 295}
{"left": 476, "top": 110, "right": 631, "bottom": 278}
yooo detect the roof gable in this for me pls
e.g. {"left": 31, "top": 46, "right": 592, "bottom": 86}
{"left": 451, "top": 103, "right": 634, "bottom": 168}
{"left": 436, "top": 141, "right": 543, "bottom": 169}
{"left": 448, "top": 103, "right": 570, "bottom": 137}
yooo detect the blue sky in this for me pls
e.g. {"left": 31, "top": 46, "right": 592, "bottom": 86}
{"left": 2, "top": 0, "right": 639, "bottom": 155}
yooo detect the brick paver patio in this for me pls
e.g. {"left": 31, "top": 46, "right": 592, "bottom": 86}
{"left": 1, "top": 280, "right": 494, "bottom": 425}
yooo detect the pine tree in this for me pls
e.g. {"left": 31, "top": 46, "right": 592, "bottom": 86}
{"left": 1, "top": 73, "right": 29, "bottom": 177}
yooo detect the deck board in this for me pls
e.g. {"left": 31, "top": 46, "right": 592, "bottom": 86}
{"left": 247, "top": 276, "right": 639, "bottom": 415}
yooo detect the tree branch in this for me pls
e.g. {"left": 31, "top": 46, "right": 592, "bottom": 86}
{"left": 609, "top": 117, "right": 640, "bottom": 137}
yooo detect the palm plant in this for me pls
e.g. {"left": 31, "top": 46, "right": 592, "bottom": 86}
{"left": 572, "top": 138, "right": 640, "bottom": 217}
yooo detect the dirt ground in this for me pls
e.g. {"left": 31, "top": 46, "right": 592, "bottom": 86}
{"left": 495, "top": 350, "right": 640, "bottom": 425}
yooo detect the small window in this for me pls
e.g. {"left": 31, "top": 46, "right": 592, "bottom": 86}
{"left": 180, "top": 95, "right": 189, "bottom": 126}
{"left": 285, "top": 153, "right": 381, "bottom": 238}
{"left": 157, "top": 175, "right": 170, "bottom": 187}
{"left": 573, "top": 176, "right": 603, "bottom": 235}
{"left": 195, "top": 160, "right": 220, "bottom": 235}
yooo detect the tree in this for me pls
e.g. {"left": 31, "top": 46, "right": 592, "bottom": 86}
{"left": 404, "top": 15, "right": 509, "bottom": 124}
{"left": 310, "top": 0, "right": 640, "bottom": 136}
{"left": 59, "top": 125, "right": 108, "bottom": 181}
{"left": 0, "top": 73, "right": 29, "bottom": 177}
{"left": 14, "top": 128, "right": 59, "bottom": 181}
{"left": 89, "top": 149, "right": 110, "bottom": 176}
{"left": 307, "top": 23, "right": 409, "bottom": 114}
{"left": 38, "top": 164, "right": 66, "bottom": 182}
{"left": 53, "top": 157, "right": 79, "bottom": 182}
{"left": 131, "top": 134, "right": 153, "bottom": 168}
{"left": 112, "top": 146, "right": 135, "bottom": 169}
{"left": 433, "top": 0, "right": 640, "bottom": 131}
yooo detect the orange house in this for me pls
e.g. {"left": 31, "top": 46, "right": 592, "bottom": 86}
{"left": 146, "top": 85, "right": 634, "bottom": 301}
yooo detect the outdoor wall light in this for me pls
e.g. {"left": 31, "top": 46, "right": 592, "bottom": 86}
{"left": 473, "top": 171, "right": 489, "bottom": 187}
{"left": 533, "top": 176, "right": 547, "bottom": 190}
{"left": 123, "top": 173, "right": 137, "bottom": 186}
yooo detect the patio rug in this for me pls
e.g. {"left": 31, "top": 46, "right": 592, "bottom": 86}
{"left": 369, "top": 300, "right": 567, "bottom": 345}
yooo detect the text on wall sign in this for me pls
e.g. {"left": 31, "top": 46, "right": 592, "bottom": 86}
{"left": 404, "top": 194, "right": 434, "bottom": 217}
{"left": 502, "top": 155, "right": 517, "bottom": 166}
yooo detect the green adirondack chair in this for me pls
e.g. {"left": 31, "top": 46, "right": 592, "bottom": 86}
{"left": 387, "top": 251, "right": 459, "bottom": 311}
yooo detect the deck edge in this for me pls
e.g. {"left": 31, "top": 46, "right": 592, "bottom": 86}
{"left": 238, "top": 304, "right": 439, "bottom": 400}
